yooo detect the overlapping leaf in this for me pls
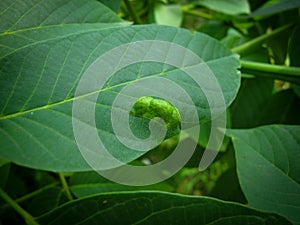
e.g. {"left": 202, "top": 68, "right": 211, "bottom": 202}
{"left": 0, "top": 0, "right": 240, "bottom": 171}
{"left": 0, "top": 0, "right": 123, "bottom": 33}
{"left": 196, "top": 0, "right": 250, "bottom": 15}
{"left": 37, "top": 191, "right": 291, "bottom": 225}
{"left": 227, "top": 125, "right": 300, "bottom": 225}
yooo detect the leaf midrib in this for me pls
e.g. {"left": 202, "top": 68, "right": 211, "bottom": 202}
{"left": 0, "top": 23, "right": 237, "bottom": 120}
{"left": 0, "top": 54, "right": 236, "bottom": 121}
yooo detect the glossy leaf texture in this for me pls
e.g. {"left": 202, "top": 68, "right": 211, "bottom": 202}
{"left": 69, "top": 171, "right": 174, "bottom": 198}
{"left": 0, "top": 0, "right": 124, "bottom": 33}
{"left": 251, "top": 0, "right": 300, "bottom": 18}
{"left": 196, "top": 0, "right": 250, "bottom": 15}
{"left": 37, "top": 192, "right": 291, "bottom": 225}
{"left": 0, "top": 0, "right": 240, "bottom": 172}
{"left": 227, "top": 125, "right": 300, "bottom": 225}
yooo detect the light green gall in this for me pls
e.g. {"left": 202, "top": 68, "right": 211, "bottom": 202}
{"left": 130, "top": 96, "right": 181, "bottom": 130}
{"left": 130, "top": 96, "right": 152, "bottom": 118}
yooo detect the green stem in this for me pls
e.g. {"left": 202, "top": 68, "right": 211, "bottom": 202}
{"left": 241, "top": 60, "right": 300, "bottom": 76}
{"left": 123, "top": 0, "right": 142, "bottom": 24}
{"left": 182, "top": 5, "right": 213, "bottom": 20}
{"left": 1, "top": 182, "right": 59, "bottom": 211}
{"left": 58, "top": 172, "right": 73, "bottom": 201}
{"left": 0, "top": 188, "right": 40, "bottom": 225}
{"left": 232, "top": 23, "right": 294, "bottom": 55}
{"left": 226, "top": 21, "right": 247, "bottom": 37}
{"left": 240, "top": 60, "right": 300, "bottom": 84}
{"left": 182, "top": 4, "right": 248, "bottom": 22}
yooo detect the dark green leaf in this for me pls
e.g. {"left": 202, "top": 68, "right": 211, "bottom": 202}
{"left": 251, "top": 0, "right": 300, "bottom": 17}
{"left": 289, "top": 24, "right": 300, "bottom": 99}
{"left": 258, "top": 89, "right": 300, "bottom": 125}
{"left": 289, "top": 24, "right": 300, "bottom": 67}
{"left": 98, "top": 0, "right": 122, "bottom": 13}
{"left": 71, "top": 183, "right": 174, "bottom": 198}
{"left": 210, "top": 167, "right": 246, "bottom": 203}
{"left": 227, "top": 125, "right": 300, "bottom": 225}
{"left": 37, "top": 192, "right": 291, "bottom": 225}
{"left": 70, "top": 171, "right": 174, "bottom": 198}
{"left": 0, "top": 157, "right": 10, "bottom": 167}
{"left": 198, "top": 21, "right": 229, "bottom": 40}
{"left": 0, "top": 163, "right": 10, "bottom": 188}
{"left": 230, "top": 77, "right": 274, "bottom": 128}
{"left": 27, "top": 187, "right": 65, "bottom": 217}
{"left": 293, "top": 85, "right": 300, "bottom": 98}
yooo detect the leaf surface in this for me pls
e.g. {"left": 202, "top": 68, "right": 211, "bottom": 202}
{"left": 37, "top": 191, "right": 291, "bottom": 225}
{"left": 197, "top": 0, "right": 250, "bottom": 15}
{"left": 227, "top": 125, "right": 300, "bottom": 225}
{"left": 0, "top": 0, "right": 240, "bottom": 171}
{"left": 0, "top": 0, "right": 123, "bottom": 33}
{"left": 251, "top": 0, "right": 300, "bottom": 17}
{"left": 154, "top": 3, "right": 183, "bottom": 27}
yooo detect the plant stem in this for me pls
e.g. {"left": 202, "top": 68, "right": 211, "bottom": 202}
{"left": 0, "top": 188, "right": 40, "bottom": 225}
{"left": 226, "top": 21, "right": 247, "bottom": 37}
{"left": 182, "top": 5, "right": 213, "bottom": 20}
{"left": 241, "top": 60, "right": 300, "bottom": 76}
{"left": 181, "top": 4, "right": 248, "bottom": 22}
{"left": 240, "top": 60, "right": 300, "bottom": 85}
{"left": 1, "top": 182, "right": 59, "bottom": 211}
{"left": 58, "top": 172, "right": 73, "bottom": 200}
{"left": 232, "top": 23, "right": 294, "bottom": 55}
{"left": 123, "top": 0, "right": 142, "bottom": 24}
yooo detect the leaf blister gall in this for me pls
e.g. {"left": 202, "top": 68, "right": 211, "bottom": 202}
{"left": 130, "top": 96, "right": 181, "bottom": 130}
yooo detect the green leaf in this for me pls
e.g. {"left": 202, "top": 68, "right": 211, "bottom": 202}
{"left": 0, "top": 1, "right": 240, "bottom": 172}
{"left": 230, "top": 77, "right": 274, "bottom": 128}
{"left": 37, "top": 191, "right": 291, "bottom": 225}
{"left": 289, "top": 24, "right": 300, "bottom": 67}
{"left": 289, "top": 25, "right": 300, "bottom": 99}
{"left": 267, "top": 29, "right": 291, "bottom": 65}
{"left": 231, "top": 77, "right": 300, "bottom": 127}
{"left": 0, "top": 157, "right": 10, "bottom": 167}
{"left": 98, "top": 0, "right": 122, "bottom": 13}
{"left": 257, "top": 89, "right": 300, "bottom": 125}
{"left": 197, "top": 21, "right": 229, "bottom": 40}
{"left": 154, "top": 3, "right": 183, "bottom": 27}
{"left": 71, "top": 183, "right": 174, "bottom": 198}
{"left": 227, "top": 125, "right": 300, "bottom": 225}
{"left": 251, "top": 0, "right": 300, "bottom": 18}
{"left": 197, "top": 0, "right": 250, "bottom": 15}
{"left": 27, "top": 187, "right": 66, "bottom": 217}
{"left": 0, "top": 163, "right": 10, "bottom": 188}
{"left": 293, "top": 85, "right": 300, "bottom": 99}
{"left": 0, "top": 0, "right": 123, "bottom": 33}
{"left": 210, "top": 167, "right": 246, "bottom": 203}
{"left": 70, "top": 171, "right": 174, "bottom": 198}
